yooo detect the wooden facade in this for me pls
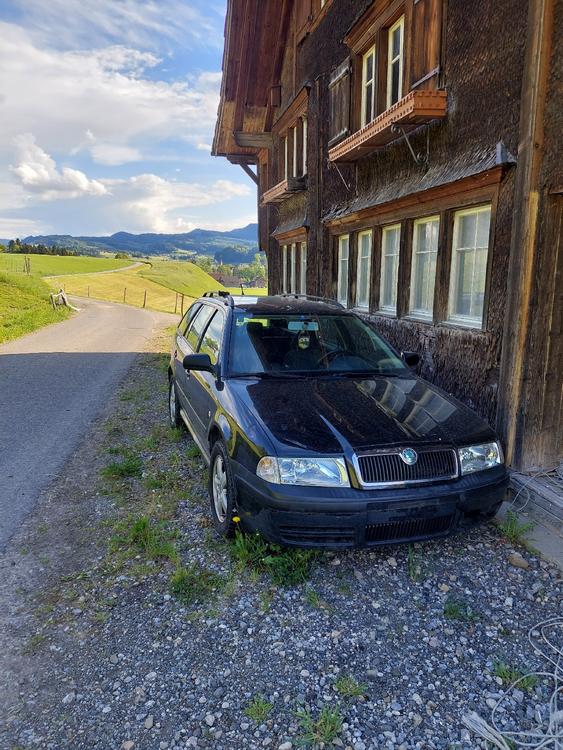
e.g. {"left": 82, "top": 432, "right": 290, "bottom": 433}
{"left": 213, "top": 0, "right": 563, "bottom": 472}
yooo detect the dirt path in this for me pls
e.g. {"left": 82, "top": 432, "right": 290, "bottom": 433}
{"left": 0, "top": 298, "right": 176, "bottom": 550}
{"left": 44, "top": 261, "right": 146, "bottom": 280}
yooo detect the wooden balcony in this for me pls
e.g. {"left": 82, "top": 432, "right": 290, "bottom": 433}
{"left": 261, "top": 176, "right": 307, "bottom": 205}
{"left": 328, "top": 90, "right": 448, "bottom": 163}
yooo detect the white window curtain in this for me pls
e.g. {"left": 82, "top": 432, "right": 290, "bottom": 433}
{"left": 387, "top": 16, "right": 404, "bottom": 108}
{"left": 448, "top": 205, "right": 491, "bottom": 328}
{"left": 282, "top": 245, "right": 288, "bottom": 292}
{"left": 300, "top": 243, "right": 307, "bottom": 294}
{"left": 302, "top": 116, "right": 308, "bottom": 175}
{"left": 290, "top": 244, "right": 297, "bottom": 292}
{"left": 356, "top": 231, "right": 372, "bottom": 310}
{"left": 361, "top": 46, "right": 376, "bottom": 127}
{"left": 380, "top": 224, "right": 401, "bottom": 314}
{"left": 337, "top": 235, "right": 350, "bottom": 307}
{"left": 409, "top": 216, "right": 439, "bottom": 319}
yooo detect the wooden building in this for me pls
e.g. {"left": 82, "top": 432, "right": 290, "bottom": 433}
{"left": 212, "top": 0, "right": 562, "bottom": 473}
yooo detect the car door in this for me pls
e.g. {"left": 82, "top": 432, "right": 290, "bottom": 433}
{"left": 175, "top": 304, "right": 214, "bottom": 424}
{"left": 188, "top": 309, "right": 227, "bottom": 441}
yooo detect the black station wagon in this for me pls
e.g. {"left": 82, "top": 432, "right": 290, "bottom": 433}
{"left": 168, "top": 292, "right": 508, "bottom": 549}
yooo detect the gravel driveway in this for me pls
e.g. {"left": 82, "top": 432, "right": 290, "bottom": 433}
{"left": 1, "top": 333, "right": 561, "bottom": 750}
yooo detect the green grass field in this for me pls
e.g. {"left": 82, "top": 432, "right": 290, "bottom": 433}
{"left": 46, "top": 268, "right": 186, "bottom": 314}
{"left": 225, "top": 286, "right": 268, "bottom": 296}
{"left": 138, "top": 260, "right": 227, "bottom": 298}
{"left": 0, "top": 254, "right": 133, "bottom": 277}
{"left": 0, "top": 271, "right": 71, "bottom": 344}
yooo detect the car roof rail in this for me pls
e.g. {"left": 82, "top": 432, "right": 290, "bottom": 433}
{"left": 277, "top": 293, "right": 345, "bottom": 309}
{"left": 202, "top": 290, "right": 235, "bottom": 307}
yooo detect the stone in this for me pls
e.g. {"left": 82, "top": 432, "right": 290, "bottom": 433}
{"left": 508, "top": 552, "right": 529, "bottom": 570}
{"left": 278, "top": 743, "right": 293, "bottom": 750}
{"left": 121, "top": 742, "right": 135, "bottom": 750}
{"left": 145, "top": 715, "right": 154, "bottom": 729}
{"left": 204, "top": 714, "right": 215, "bottom": 727}
{"left": 62, "top": 691, "right": 75, "bottom": 704}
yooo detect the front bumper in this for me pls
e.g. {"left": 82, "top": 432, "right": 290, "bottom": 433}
{"left": 232, "top": 462, "right": 508, "bottom": 549}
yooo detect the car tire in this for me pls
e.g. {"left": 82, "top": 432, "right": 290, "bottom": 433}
{"left": 168, "top": 377, "right": 182, "bottom": 428}
{"left": 208, "top": 440, "right": 237, "bottom": 538}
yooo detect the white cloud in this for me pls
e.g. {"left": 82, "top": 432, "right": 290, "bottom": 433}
{"left": 8, "top": 0, "right": 221, "bottom": 51}
{"left": 102, "top": 174, "right": 251, "bottom": 233}
{"left": 0, "top": 217, "right": 49, "bottom": 238}
{"left": 10, "top": 135, "right": 107, "bottom": 200}
{"left": 0, "top": 24, "right": 222, "bottom": 161}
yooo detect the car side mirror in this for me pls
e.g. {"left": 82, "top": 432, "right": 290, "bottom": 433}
{"left": 402, "top": 351, "right": 421, "bottom": 368}
{"left": 183, "top": 353, "right": 216, "bottom": 374}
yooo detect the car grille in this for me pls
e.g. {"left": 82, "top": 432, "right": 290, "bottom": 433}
{"left": 365, "top": 514, "right": 454, "bottom": 544}
{"left": 278, "top": 525, "right": 356, "bottom": 548}
{"left": 356, "top": 448, "right": 457, "bottom": 486}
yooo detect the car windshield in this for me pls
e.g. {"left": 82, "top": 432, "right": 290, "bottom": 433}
{"left": 228, "top": 313, "right": 407, "bottom": 376}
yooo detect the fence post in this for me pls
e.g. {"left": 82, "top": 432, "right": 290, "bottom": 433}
{"left": 180, "top": 294, "right": 184, "bottom": 316}
{"left": 174, "top": 293, "right": 178, "bottom": 314}
{"left": 88, "top": 285, "right": 90, "bottom": 298}
{"left": 123, "top": 287, "right": 127, "bottom": 303}
{"left": 143, "top": 290, "right": 147, "bottom": 308}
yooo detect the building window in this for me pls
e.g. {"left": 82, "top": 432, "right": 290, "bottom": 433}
{"left": 300, "top": 243, "right": 307, "bottom": 294}
{"left": 302, "top": 116, "right": 308, "bottom": 175}
{"left": 292, "top": 124, "right": 298, "bottom": 178}
{"left": 356, "top": 230, "right": 372, "bottom": 310}
{"left": 337, "top": 235, "right": 350, "bottom": 307}
{"left": 361, "top": 45, "right": 376, "bottom": 127}
{"left": 380, "top": 224, "right": 401, "bottom": 314}
{"left": 282, "top": 245, "right": 288, "bottom": 292}
{"left": 409, "top": 216, "right": 439, "bottom": 320}
{"left": 290, "top": 243, "right": 297, "bottom": 293}
{"left": 387, "top": 16, "right": 405, "bottom": 108}
{"left": 448, "top": 205, "right": 491, "bottom": 328}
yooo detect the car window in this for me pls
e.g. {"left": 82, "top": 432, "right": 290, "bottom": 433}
{"left": 179, "top": 303, "right": 201, "bottom": 336}
{"left": 229, "top": 313, "right": 407, "bottom": 375}
{"left": 198, "top": 311, "right": 225, "bottom": 365}
{"left": 186, "top": 305, "right": 215, "bottom": 352}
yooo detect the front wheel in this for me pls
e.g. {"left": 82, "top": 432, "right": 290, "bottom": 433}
{"left": 208, "top": 440, "right": 237, "bottom": 538}
{"left": 168, "top": 378, "right": 182, "bottom": 428}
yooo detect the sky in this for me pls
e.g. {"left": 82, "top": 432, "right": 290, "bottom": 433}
{"left": 0, "top": 0, "right": 257, "bottom": 238}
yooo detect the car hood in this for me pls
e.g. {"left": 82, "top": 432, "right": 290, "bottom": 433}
{"left": 228, "top": 375, "right": 496, "bottom": 454}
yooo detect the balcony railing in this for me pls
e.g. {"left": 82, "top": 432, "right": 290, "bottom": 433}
{"left": 329, "top": 90, "right": 447, "bottom": 163}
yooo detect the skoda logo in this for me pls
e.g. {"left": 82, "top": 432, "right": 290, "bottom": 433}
{"left": 400, "top": 448, "right": 418, "bottom": 466}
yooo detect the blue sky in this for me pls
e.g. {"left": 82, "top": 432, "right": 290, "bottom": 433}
{"left": 0, "top": 0, "right": 257, "bottom": 238}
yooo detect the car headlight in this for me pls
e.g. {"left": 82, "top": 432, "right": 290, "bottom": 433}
{"left": 256, "top": 456, "right": 350, "bottom": 487}
{"left": 458, "top": 442, "right": 503, "bottom": 475}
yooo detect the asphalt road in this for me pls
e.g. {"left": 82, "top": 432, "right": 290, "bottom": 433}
{"left": 0, "top": 298, "right": 177, "bottom": 550}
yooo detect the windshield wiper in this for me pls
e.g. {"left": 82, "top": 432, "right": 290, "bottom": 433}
{"left": 230, "top": 371, "right": 311, "bottom": 380}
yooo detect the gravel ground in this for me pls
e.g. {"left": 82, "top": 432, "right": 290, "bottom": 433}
{"left": 1, "top": 334, "right": 561, "bottom": 750}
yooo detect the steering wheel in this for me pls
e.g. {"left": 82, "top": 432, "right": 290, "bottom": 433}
{"left": 317, "top": 349, "right": 348, "bottom": 367}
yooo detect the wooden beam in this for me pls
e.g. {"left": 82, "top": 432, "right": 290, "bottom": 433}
{"left": 238, "top": 162, "right": 259, "bottom": 185}
{"left": 496, "top": 0, "right": 557, "bottom": 470}
{"left": 234, "top": 132, "right": 273, "bottom": 149}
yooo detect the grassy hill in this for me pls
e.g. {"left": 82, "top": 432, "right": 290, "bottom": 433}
{"left": 0, "top": 272, "right": 71, "bottom": 344}
{"left": 46, "top": 258, "right": 227, "bottom": 315}
{"left": 0, "top": 254, "right": 133, "bottom": 277}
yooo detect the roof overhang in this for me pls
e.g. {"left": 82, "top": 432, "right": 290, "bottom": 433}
{"left": 212, "top": 0, "right": 293, "bottom": 162}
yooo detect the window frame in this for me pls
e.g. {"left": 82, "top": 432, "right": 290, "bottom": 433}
{"left": 355, "top": 230, "right": 372, "bottom": 310}
{"left": 447, "top": 205, "right": 492, "bottom": 329}
{"left": 379, "top": 223, "right": 401, "bottom": 316}
{"left": 386, "top": 15, "right": 405, "bottom": 109}
{"left": 302, "top": 116, "right": 308, "bottom": 175}
{"left": 361, "top": 45, "right": 377, "bottom": 128}
{"left": 282, "top": 245, "right": 288, "bottom": 293}
{"left": 337, "top": 235, "right": 350, "bottom": 307}
{"left": 408, "top": 215, "right": 440, "bottom": 321}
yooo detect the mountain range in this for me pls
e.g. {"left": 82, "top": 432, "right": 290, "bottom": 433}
{"left": 1, "top": 223, "right": 259, "bottom": 264}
